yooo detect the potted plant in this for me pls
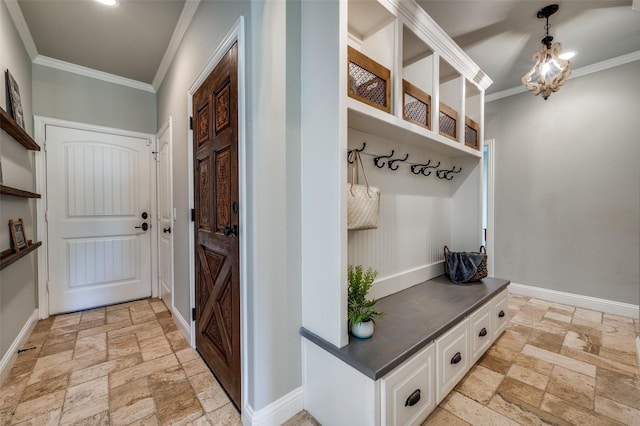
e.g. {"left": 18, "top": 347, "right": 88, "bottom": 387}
{"left": 348, "top": 265, "right": 383, "bottom": 339}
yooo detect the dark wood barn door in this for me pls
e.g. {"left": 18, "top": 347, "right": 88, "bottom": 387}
{"left": 193, "top": 42, "right": 241, "bottom": 409}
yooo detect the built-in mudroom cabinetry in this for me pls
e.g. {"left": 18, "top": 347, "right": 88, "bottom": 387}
{"left": 299, "top": 0, "right": 506, "bottom": 424}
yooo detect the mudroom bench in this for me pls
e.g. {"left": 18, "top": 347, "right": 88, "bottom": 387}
{"left": 301, "top": 276, "right": 510, "bottom": 425}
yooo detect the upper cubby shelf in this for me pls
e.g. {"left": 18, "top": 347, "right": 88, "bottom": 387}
{"left": 0, "top": 107, "right": 40, "bottom": 151}
{"left": 348, "top": 99, "right": 481, "bottom": 159}
{"left": 346, "top": 0, "right": 492, "bottom": 160}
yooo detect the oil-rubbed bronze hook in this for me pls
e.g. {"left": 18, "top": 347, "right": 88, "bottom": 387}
{"left": 437, "top": 166, "right": 462, "bottom": 180}
{"left": 347, "top": 142, "right": 367, "bottom": 164}
{"left": 411, "top": 160, "right": 440, "bottom": 176}
{"left": 388, "top": 153, "right": 409, "bottom": 171}
{"left": 374, "top": 150, "right": 394, "bottom": 168}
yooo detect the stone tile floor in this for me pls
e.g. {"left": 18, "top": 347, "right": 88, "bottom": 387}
{"left": 0, "top": 299, "right": 241, "bottom": 425}
{"left": 0, "top": 295, "right": 638, "bottom": 425}
{"left": 422, "top": 294, "right": 640, "bottom": 425}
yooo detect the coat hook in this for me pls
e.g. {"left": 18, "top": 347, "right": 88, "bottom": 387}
{"left": 388, "top": 153, "right": 409, "bottom": 171}
{"left": 347, "top": 142, "right": 367, "bottom": 164}
{"left": 411, "top": 160, "right": 440, "bottom": 176}
{"left": 437, "top": 166, "right": 462, "bottom": 180}
{"left": 374, "top": 150, "right": 394, "bottom": 168}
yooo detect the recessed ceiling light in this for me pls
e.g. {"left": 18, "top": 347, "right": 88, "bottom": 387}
{"left": 558, "top": 51, "right": 576, "bottom": 60}
{"left": 95, "top": 0, "right": 119, "bottom": 7}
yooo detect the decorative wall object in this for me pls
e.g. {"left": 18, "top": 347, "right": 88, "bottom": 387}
{"left": 5, "top": 70, "right": 25, "bottom": 129}
{"left": 9, "top": 218, "right": 27, "bottom": 252}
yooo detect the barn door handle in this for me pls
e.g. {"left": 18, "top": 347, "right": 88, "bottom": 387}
{"left": 224, "top": 225, "right": 238, "bottom": 237}
{"left": 163, "top": 227, "right": 171, "bottom": 234}
{"left": 135, "top": 223, "right": 149, "bottom": 231}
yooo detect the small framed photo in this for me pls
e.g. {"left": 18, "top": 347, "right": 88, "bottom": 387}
{"left": 9, "top": 218, "right": 27, "bottom": 252}
{"left": 5, "top": 69, "right": 25, "bottom": 129}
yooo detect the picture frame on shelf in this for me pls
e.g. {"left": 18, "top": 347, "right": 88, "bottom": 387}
{"left": 5, "top": 69, "right": 25, "bottom": 129}
{"left": 9, "top": 218, "right": 27, "bottom": 252}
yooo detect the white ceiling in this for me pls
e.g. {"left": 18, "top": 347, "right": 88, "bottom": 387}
{"left": 417, "top": 0, "right": 640, "bottom": 94}
{"left": 11, "top": 0, "right": 640, "bottom": 95}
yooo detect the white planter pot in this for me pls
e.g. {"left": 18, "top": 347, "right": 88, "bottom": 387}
{"left": 351, "top": 321, "right": 374, "bottom": 339}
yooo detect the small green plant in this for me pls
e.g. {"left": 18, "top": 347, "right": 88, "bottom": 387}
{"left": 347, "top": 265, "right": 383, "bottom": 327}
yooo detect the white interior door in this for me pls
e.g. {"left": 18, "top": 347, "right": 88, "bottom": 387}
{"left": 157, "top": 119, "right": 173, "bottom": 310}
{"left": 46, "top": 124, "right": 153, "bottom": 314}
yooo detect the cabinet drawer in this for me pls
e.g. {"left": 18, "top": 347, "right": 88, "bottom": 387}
{"left": 380, "top": 344, "right": 435, "bottom": 426}
{"left": 436, "top": 318, "right": 469, "bottom": 403}
{"left": 493, "top": 290, "right": 509, "bottom": 338}
{"left": 469, "top": 300, "right": 493, "bottom": 363}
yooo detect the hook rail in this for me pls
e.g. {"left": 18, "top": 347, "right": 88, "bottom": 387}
{"left": 348, "top": 142, "right": 461, "bottom": 181}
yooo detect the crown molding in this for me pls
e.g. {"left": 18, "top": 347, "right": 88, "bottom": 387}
{"left": 5, "top": 0, "right": 38, "bottom": 60}
{"left": 152, "top": 0, "right": 201, "bottom": 91}
{"left": 33, "top": 55, "right": 155, "bottom": 93}
{"left": 486, "top": 50, "right": 640, "bottom": 103}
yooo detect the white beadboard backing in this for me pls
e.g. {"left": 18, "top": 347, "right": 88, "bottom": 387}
{"left": 65, "top": 143, "right": 138, "bottom": 217}
{"left": 348, "top": 128, "right": 462, "bottom": 298}
{"left": 67, "top": 237, "right": 138, "bottom": 288}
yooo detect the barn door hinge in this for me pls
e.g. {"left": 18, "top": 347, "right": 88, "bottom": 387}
{"left": 192, "top": 308, "right": 196, "bottom": 321}
{"left": 189, "top": 116, "right": 193, "bottom": 130}
{"left": 191, "top": 208, "right": 195, "bottom": 222}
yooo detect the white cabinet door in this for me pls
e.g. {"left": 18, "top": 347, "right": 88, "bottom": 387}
{"left": 436, "top": 318, "right": 469, "bottom": 403}
{"left": 469, "top": 300, "right": 493, "bottom": 363}
{"left": 46, "top": 124, "right": 153, "bottom": 314}
{"left": 493, "top": 290, "right": 509, "bottom": 337}
{"left": 381, "top": 343, "right": 435, "bottom": 426}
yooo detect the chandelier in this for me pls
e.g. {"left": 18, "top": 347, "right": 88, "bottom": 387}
{"left": 522, "top": 4, "right": 572, "bottom": 100}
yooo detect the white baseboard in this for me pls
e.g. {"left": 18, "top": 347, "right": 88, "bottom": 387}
{"left": 242, "top": 387, "right": 304, "bottom": 426}
{"left": 171, "top": 306, "right": 191, "bottom": 346}
{"left": 371, "top": 261, "right": 445, "bottom": 300}
{"left": 509, "top": 283, "right": 639, "bottom": 319}
{"left": 0, "top": 309, "right": 39, "bottom": 386}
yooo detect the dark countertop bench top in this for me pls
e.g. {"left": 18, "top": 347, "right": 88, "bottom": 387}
{"left": 300, "top": 275, "right": 510, "bottom": 380}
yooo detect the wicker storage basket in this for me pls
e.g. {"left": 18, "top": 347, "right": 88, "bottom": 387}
{"left": 348, "top": 46, "right": 391, "bottom": 113}
{"left": 444, "top": 245, "right": 487, "bottom": 282}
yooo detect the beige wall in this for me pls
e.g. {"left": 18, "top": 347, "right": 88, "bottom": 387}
{"left": 0, "top": 0, "right": 37, "bottom": 367}
{"left": 486, "top": 61, "right": 640, "bottom": 306}
{"left": 156, "top": 0, "right": 303, "bottom": 413}
{"left": 32, "top": 65, "right": 156, "bottom": 134}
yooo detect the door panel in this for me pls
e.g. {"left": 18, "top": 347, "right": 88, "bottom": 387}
{"left": 46, "top": 125, "right": 152, "bottom": 314}
{"left": 157, "top": 121, "right": 173, "bottom": 309}
{"left": 194, "top": 42, "right": 241, "bottom": 409}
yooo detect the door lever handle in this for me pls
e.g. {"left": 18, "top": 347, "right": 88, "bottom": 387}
{"left": 163, "top": 227, "right": 171, "bottom": 234}
{"left": 135, "top": 223, "right": 149, "bottom": 231}
{"left": 223, "top": 225, "right": 238, "bottom": 237}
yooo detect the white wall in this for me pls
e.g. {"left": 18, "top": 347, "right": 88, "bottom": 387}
{"left": 32, "top": 65, "right": 156, "bottom": 134}
{"left": 486, "top": 61, "right": 640, "bottom": 305}
{"left": 156, "top": 0, "right": 303, "bottom": 413}
{"left": 0, "top": 0, "right": 37, "bottom": 365}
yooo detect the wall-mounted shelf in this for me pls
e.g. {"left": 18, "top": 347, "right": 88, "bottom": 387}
{"left": 0, "top": 241, "right": 42, "bottom": 271}
{"left": 0, "top": 185, "right": 41, "bottom": 199}
{"left": 0, "top": 107, "right": 40, "bottom": 151}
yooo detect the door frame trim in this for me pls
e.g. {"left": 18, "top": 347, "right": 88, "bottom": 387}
{"left": 186, "top": 16, "right": 247, "bottom": 412}
{"left": 156, "top": 116, "right": 175, "bottom": 313}
{"left": 484, "top": 138, "right": 495, "bottom": 276}
{"left": 34, "top": 116, "right": 158, "bottom": 318}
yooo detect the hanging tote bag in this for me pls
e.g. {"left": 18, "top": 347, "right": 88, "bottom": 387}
{"left": 347, "top": 149, "right": 380, "bottom": 230}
